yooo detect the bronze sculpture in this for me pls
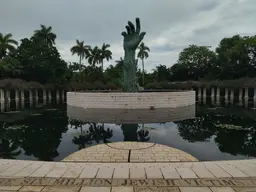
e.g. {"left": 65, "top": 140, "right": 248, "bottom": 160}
{"left": 121, "top": 18, "right": 146, "bottom": 92}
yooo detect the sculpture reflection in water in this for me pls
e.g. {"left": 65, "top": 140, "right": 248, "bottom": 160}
{"left": 69, "top": 119, "right": 113, "bottom": 149}
{"left": 67, "top": 105, "right": 195, "bottom": 147}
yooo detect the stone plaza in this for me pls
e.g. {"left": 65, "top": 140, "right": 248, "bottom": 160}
{"left": 0, "top": 142, "right": 256, "bottom": 192}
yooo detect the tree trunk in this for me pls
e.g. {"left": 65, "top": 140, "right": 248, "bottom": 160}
{"left": 101, "top": 62, "right": 104, "bottom": 71}
{"left": 142, "top": 59, "right": 145, "bottom": 86}
{"left": 79, "top": 55, "right": 82, "bottom": 82}
{"left": 79, "top": 55, "right": 82, "bottom": 72}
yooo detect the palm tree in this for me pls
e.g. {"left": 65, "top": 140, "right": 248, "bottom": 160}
{"left": 70, "top": 40, "right": 90, "bottom": 73}
{"left": 72, "top": 132, "right": 92, "bottom": 150}
{"left": 86, "top": 46, "right": 101, "bottom": 66}
{"left": 0, "top": 33, "right": 18, "bottom": 59}
{"left": 137, "top": 42, "right": 150, "bottom": 86}
{"left": 99, "top": 43, "right": 112, "bottom": 71}
{"left": 33, "top": 25, "right": 56, "bottom": 45}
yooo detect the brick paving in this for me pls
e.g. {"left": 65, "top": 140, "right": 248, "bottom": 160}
{"left": 62, "top": 142, "right": 198, "bottom": 163}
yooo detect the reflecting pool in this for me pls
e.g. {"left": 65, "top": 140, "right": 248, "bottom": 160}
{"left": 0, "top": 98, "right": 255, "bottom": 161}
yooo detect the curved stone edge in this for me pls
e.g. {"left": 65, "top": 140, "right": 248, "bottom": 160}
{"left": 106, "top": 142, "right": 156, "bottom": 150}
{"left": 67, "top": 91, "right": 195, "bottom": 109}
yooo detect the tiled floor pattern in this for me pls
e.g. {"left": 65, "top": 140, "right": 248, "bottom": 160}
{"left": 62, "top": 142, "right": 198, "bottom": 162}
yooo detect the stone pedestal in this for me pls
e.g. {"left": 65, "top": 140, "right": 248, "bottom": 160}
{"left": 43, "top": 89, "right": 47, "bottom": 100}
{"left": 62, "top": 90, "right": 65, "bottom": 100}
{"left": 20, "top": 90, "right": 25, "bottom": 101}
{"left": 28, "top": 90, "right": 33, "bottom": 103}
{"left": 239, "top": 88, "right": 243, "bottom": 99}
{"left": 5, "top": 90, "right": 10, "bottom": 102}
{"left": 224, "top": 88, "right": 229, "bottom": 100}
{"left": 230, "top": 89, "right": 234, "bottom": 104}
{"left": 0, "top": 102, "right": 4, "bottom": 112}
{"left": 0, "top": 89, "right": 4, "bottom": 102}
{"left": 35, "top": 90, "right": 39, "bottom": 101}
{"left": 244, "top": 87, "right": 249, "bottom": 98}
{"left": 15, "top": 90, "right": 19, "bottom": 101}
{"left": 211, "top": 87, "right": 215, "bottom": 99}
{"left": 56, "top": 90, "right": 60, "bottom": 100}
{"left": 197, "top": 88, "right": 201, "bottom": 101}
{"left": 48, "top": 90, "right": 52, "bottom": 101}
{"left": 203, "top": 88, "right": 207, "bottom": 98}
{"left": 216, "top": 87, "right": 220, "bottom": 106}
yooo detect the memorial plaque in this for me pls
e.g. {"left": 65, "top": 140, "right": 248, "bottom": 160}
{"left": 0, "top": 178, "right": 255, "bottom": 187}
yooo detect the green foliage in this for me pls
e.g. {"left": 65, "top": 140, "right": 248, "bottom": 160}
{"left": 177, "top": 45, "right": 217, "bottom": 80}
{"left": 137, "top": 42, "right": 150, "bottom": 86}
{"left": 0, "top": 26, "right": 255, "bottom": 91}
{"left": 0, "top": 33, "right": 18, "bottom": 59}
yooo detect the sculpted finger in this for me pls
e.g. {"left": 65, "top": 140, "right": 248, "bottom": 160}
{"left": 128, "top": 21, "right": 135, "bottom": 33}
{"left": 139, "top": 32, "right": 146, "bottom": 40}
{"left": 126, "top": 25, "right": 131, "bottom": 34}
{"left": 121, "top": 31, "right": 127, "bottom": 37}
{"left": 135, "top": 18, "right": 141, "bottom": 33}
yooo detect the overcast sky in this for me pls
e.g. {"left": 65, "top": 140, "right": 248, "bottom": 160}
{"left": 1, "top": 0, "right": 256, "bottom": 72}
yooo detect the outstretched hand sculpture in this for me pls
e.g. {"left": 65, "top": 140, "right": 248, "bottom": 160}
{"left": 121, "top": 18, "right": 146, "bottom": 92}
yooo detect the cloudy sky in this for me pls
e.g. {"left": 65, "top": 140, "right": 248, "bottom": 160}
{"left": 1, "top": 0, "right": 256, "bottom": 71}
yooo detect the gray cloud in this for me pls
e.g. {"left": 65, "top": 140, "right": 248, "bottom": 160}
{"left": 0, "top": 0, "right": 255, "bottom": 70}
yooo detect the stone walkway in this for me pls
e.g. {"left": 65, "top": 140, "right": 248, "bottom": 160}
{"left": 0, "top": 142, "right": 256, "bottom": 191}
{"left": 0, "top": 159, "right": 256, "bottom": 191}
{"left": 62, "top": 142, "right": 198, "bottom": 163}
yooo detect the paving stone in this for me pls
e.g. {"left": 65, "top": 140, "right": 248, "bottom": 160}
{"left": 0, "top": 163, "right": 18, "bottom": 173}
{"left": 62, "top": 168, "right": 83, "bottom": 178}
{"left": 96, "top": 167, "right": 114, "bottom": 179}
{"left": 19, "top": 185, "right": 45, "bottom": 192}
{"left": 204, "top": 163, "right": 232, "bottom": 178}
{"left": 42, "top": 186, "right": 80, "bottom": 192}
{"left": 145, "top": 167, "right": 163, "bottom": 179}
{"left": 230, "top": 164, "right": 256, "bottom": 177}
{"left": 113, "top": 167, "right": 129, "bottom": 179}
{"left": 29, "top": 163, "right": 55, "bottom": 177}
{"left": 0, "top": 162, "right": 31, "bottom": 177}
{"left": 130, "top": 168, "right": 146, "bottom": 179}
{"left": 111, "top": 187, "right": 133, "bottom": 192}
{"left": 45, "top": 164, "right": 68, "bottom": 178}
{"left": 14, "top": 163, "right": 43, "bottom": 177}
{"left": 79, "top": 166, "right": 99, "bottom": 178}
{"left": 232, "top": 187, "right": 256, "bottom": 192}
{"left": 192, "top": 167, "right": 215, "bottom": 178}
{"left": 216, "top": 164, "right": 248, "bottom": 178}
{"left": 176, "top": 168, "right": 198, "bottom": 178}
{"left": 160, "top": 167, "right": 180, "bottom": 179}
{"left": 0, "top": 186, "right": 22, "bottom": 191}
{"left": 80, "top": 186, "right": 111, "bottom": 192}
{"left": 210, "top": 187, "right": 236, "bottom": 192}
{"left": 179, "top": 187, "right": 212, "bottom": 192}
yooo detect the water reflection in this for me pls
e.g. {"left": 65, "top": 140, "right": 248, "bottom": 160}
{"left": 67, "top": 105, "right": 196, "bottom": 124}
{"left": 0, "top": 99, "right": 255, "bottom": 161}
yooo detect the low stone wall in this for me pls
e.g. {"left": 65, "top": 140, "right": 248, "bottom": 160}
{"left": 66, "top": 91, "right": 195, "bottom": 109}
{"left": 67, "top": 105, "right": 195, "bottom": 123}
